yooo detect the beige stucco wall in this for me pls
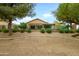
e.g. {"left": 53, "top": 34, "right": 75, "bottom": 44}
{"left": 0, "top": 21, "right": 8, "bottom": 29}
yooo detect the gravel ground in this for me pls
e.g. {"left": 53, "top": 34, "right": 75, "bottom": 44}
{"left": 0, "top": 32, "right": 79, "bottom": 56}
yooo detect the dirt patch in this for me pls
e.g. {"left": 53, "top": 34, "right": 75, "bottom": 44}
{"left": 0, "top": 32, "right": 79, "bottom": 56}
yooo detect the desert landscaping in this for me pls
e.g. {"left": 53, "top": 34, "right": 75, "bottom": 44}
{"left": 0, "top": 32, "right": 79, "bottom": 56}
{"left": 0, "top": 3, "right": 79, "bottom": 56}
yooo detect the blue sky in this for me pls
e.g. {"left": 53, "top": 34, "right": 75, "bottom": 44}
{"left": 13, "top": 3, "right": 59, "bottom": 24}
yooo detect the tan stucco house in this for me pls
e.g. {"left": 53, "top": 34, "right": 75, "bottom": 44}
{"left": 27, "top": 18, "right": 52, "bottom": 29}
{"left": 0, "top": 20, "right": 8, "bottom": 29}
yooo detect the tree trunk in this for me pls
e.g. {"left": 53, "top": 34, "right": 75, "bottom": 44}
{"left": 70, "top": 22, "right": 72, "bottom": 29}
{"left": 8, "top": 19, "right": 12, "bottom": 36}
{"left": 72, "top": 23, "right": 76, "bottom": 31}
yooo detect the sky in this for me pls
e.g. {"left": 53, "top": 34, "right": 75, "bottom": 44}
{"left": 12, "top": 3, "right": 59, "bottom": 24}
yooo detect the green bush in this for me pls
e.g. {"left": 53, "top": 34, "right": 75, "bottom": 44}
{"left": 40, "top": 28, "right": 45, "bottom": 33}
{"left": 58, "top": 26, "right": 65, "bottom": 33}
{"left": 26, "top": 29, "right": 32, "bottom": 33}
{"left": 69, "top": 29, "right": 75, "bottom": 33}
{"left": 0, "top": 29, "right": 2, "bottom": 32}
{"left": 44, "top": 24, "right": 52, "bottom": 29}
{"left": 46, "top": 28, "right": 52, "bottom": 33}
{"left": 76, "top": 29, "right": 79, "bottom": 33}
{"left": 64, "top": 29, "right": 70, "bottom": 33}
{"left": 19, "top": 23, "right": 27, "bottom": 30}
{"left": 58, "top": 25, "right": 71, "bottom": 33}
{"left": 12, "top": 25, "right": 19, "bottom": 32}
{"left": 20, "top": 29, "right": 25, "bottom": 33}
{"left": 12, "top": 29, "right": 18, "bottom": 33}
{"left": 59, "top": 29, "right": 65, "bottom": 33}
{"left": 2, "top": 28, "right": 9, "bottom": 33}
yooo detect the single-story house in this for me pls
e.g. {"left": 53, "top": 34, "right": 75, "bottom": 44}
{"left": 26, "top": 18, "right": 53, "bottom": 29}
{"left": 0, "top": 20, "right": 8, "bottom": 29}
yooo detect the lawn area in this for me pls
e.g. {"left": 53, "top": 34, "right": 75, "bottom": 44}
{"left": 0, "top": 32, "right": 79, "bottom": 56}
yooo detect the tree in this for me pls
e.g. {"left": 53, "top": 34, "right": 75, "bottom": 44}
{"left": 54, "top": 3, "right": 79, "bottom": 30}
{"left": 19, "top": 22, "right": 27, "bottom": 30}
{"left": 0, "top": 3, "right": 35, "bottom": 35}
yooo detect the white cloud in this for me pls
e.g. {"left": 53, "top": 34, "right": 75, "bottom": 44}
{"left": 43, "top": 13, "right": 52, "bottom": 18}
{"left": 12, "top": 17, "right": 33, "bottom": 24}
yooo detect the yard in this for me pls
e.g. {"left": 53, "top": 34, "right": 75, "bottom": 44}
{"left": 0, "top": 32, "right": 79, "bottom": 56}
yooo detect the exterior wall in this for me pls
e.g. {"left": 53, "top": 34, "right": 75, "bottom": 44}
{"left": 0, "top": 21, "right": 8, "bottom": 29}
{"left": 27, "top": 19, "right": 48, "bottom": 29}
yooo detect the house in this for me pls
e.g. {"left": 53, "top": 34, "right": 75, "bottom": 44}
{"left": 0, "top": 20, "right": 8, "bottom": 29}
{"left": 27, "top": 18, "right": 52, "bottom": 29}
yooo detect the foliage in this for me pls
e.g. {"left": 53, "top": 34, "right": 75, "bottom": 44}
{"left": 46, "top": 28, "right": 52, "bottom": 33}
{"left": 0, "top": 29, "right": 2, "bottom": 32}
{"left": 76, "top": 29, "right": 79, "bottom": 33}
{"left": 69, "top": 29, "right": 75, "bottom": 33}
{"left": 19, "top": 22, "right": 27, "bottom": 30}
{"left": 40, "top": 28, "right": 45, "bottom": 33}
{"left": 58, "top": 27, "right": 65, "bottom": 33}
{"left": 54, "top": 3, "right": 79, "bottom": 32}
{"left": 0, "top": 3, "right": 35, "bottom": 35}
{"left": 55, "top": 3, "right": 70, "bottom": 22}
{"left": 12, "top": 25, "right": 19, "bottom": 32}
{"left": 2, "top": 28, "right": 9, "bottom": 33}
{"left": 44, "top": 24, "right": 52, "bottom": 29}
{"left": 0, "top": 3, "right": 35, "bottom": 20}
{"left": 26, "top": 28, "right": 32, "bottom": 33}
{"left": 58, "top": 25, "right": 69, "bottom": 33}
{"left": 58, "top": 25, "right": 75, "bottom": 33}
{"left": 64, "top": 29, "right": 70, "bottom": 33}
{"left": 20, "top": 29, "right": 25, "bottom": 33}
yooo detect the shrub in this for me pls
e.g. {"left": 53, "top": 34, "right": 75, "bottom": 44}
{"left": 0, "top": 29, "right": 2, "bottom": 32}
{"left": 76, "top": 29, "right": 79, "bottom": 33}
{"left": 69, "top": 29, "right": 75, "bottom": 33}
{"left": 26, "top": 29, "right": 32, "bottom": 33}
{"left": 12, "top": 25, "right": 19, "bottom": 32}
{"left": 58, "top": 25, "right": 71, "bottom": 33}
{"left": 64, "top": 29, "right": 70, "bottom": 33}
{"left": 2, "top": 28, "right": 9, "bottom": 33}
{"left": 19, "top": 23, "right": 27, "bottom": 30}
{"left": 12, "top": 29, "right": 18, "bottom": 33}
{"left": 40, "top": 28, "right": 45, "bottom": 33}
{"left": 59, "top": 29, "right": 65, "bottom": 33}
{"left": 46, "top": 28, "right": 52, "bottom": 33}
{"left": 44, "top": 24, "right": 52, "bottom": 29}
{"left": 58, "top": 26, "right": 65, "bottom": 33}
{"left": 20, "top": 29, "right": 25, "bottom": 33}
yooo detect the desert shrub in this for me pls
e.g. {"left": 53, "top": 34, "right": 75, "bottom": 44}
{"left": 2, "top": 28, "right": 9, "bottom": 33}
{"left": 12, "top": 25, "right": 19, "bottom": 32}
{"left": 58, "top": 25, "right": 71, "bottom": 33}
{"left": 46, "top": 28, "right": 52, "bottom": 33}
{"left": 12, "top": 29, "right": 18, "bottom": 33}
{"left": 0, "top": 29, "right": 2, "bottom": 32}
{"left": 64, "top": 29, "right": 70, "bottom": 33}
{"left": 1, "top": 26, "right": 9, "bottom": 33}
{"left": 59, "top": 29, "right": 65, "bottom": 33}
{"left": 69, "top": 29, "right": 75, "bottom": 33}
{"left": 19, "top": 29, "right": 25, "bottom": 33}
{"left": 58, "top": 26, "right": 65, "bottom": 33}
{"left": 76, "top": 29, "right": 79, "bottom": 33}
{"left": 40, "top": 28, "right": 45, "bottom": 33}
{"left": 26, "top": 29, "right": 32, "bottom": 33}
